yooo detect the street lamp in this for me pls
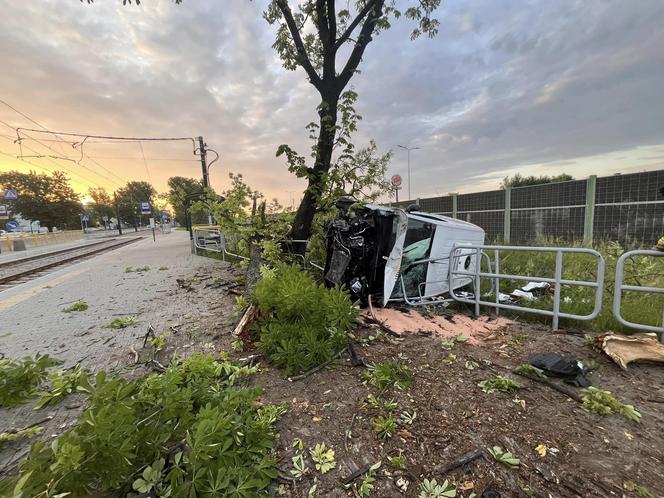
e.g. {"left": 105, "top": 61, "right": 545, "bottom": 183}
{"left": 397, "top": 144, "right": 420, "bottom": 200}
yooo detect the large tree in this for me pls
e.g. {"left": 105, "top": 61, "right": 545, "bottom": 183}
{"left": 166, "top": 176, "right": 207, "bottom": 226}
{"left": 87, "top": 187, "right": 115, "bottom": 227}
{"left": 97, "top": 0, "right": 442, "bottom": 252}
{"left": 0, "top": 170, "right": 82, "bottom": 230}
{"left": 265, "top": 0, "right": 441, "bottom": 250}
{"left": 114, "top": 181, "right": 156, "bottom": 230}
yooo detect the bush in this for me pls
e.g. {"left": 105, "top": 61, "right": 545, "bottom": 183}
{"left": 0, "top": 354, "right": 282, "bottom": 498}
{"left": 253, "top": 265, "right": 359, "bottom": 375}
{"left": 0, "top": 355, "right": 62, "bottom": 408}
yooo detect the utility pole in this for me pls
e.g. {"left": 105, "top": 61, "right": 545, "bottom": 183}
{"left": 197, "top": 136, "right": 213, "bottom": 225}
{"left": 198, "top": 136, "right": 209, "bottom": 188}
{"left": 113, "top": 193, "right": 123, "bottom": 235}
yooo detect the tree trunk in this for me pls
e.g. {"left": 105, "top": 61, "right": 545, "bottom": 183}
{"left": 289, "top": 91, "right": 338, "bottom": 254}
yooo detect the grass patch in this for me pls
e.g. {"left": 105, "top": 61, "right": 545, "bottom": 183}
{"left": 252, "top": 265, "right": 359, "bottom": 376}
{"left": 104, "top": 316, "right": 139, "bottom": 329}
{"left": 124, "top": 266, "right": 134, "bottom": 273}
{"left": 0, "top": 354, "right": 282, "bottom": 498}
{"left": 477, "top": 240, "right": 664, "bottom": 332}
{"left": 62, "top": 301, "right": 89, "bottom": 313}
{"left": 158, "top": 266, "right": 169, "bottom": 271}
{"left": 363, "top": 361, "right": 413, "bottom": 391}
{"left": 135, "top": 265, "right": 151, "bottom": 272}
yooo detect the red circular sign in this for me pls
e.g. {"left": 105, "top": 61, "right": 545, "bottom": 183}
{"left": 391, "top": 174, "right": 402, "bottom": 187}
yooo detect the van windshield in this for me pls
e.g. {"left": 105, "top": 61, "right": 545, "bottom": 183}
{"left": 393, "top": 219, "right": 436, "bottom": 298}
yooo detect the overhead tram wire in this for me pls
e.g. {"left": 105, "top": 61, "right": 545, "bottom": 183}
{"left": 0, "top": 99, "right": 129, "bottom": 186}
{"left": 0, "top": 99, "right": 200, "bottom": 189}
{"left": 0, "top": 149, "right": 98, "bottom": 190}
{"left": 0, "top": 127, "right": 103, "bottom": 187}
{"left": 10, "top": 127, "right": 124, "bottom": 188}
{"left": 0, "top": 136, "right": 104, "bottom": 189}
{"left": 138, "top": 141, "right": 153, "bottom": 185}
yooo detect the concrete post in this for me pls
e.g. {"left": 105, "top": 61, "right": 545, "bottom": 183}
{"left": 583, "top": 175, "right": 597, "bottom": 245}
{"left": 503, "top": 187, "right": 512, "bottom": 243}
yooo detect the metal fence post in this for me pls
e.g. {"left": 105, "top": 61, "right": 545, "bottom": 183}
{"left": 503, "top": 187, "right": 511, "bottom": 243}
{"left": 451, "top": 193, "right": 458, "bottom": 218}
{"left": 583, "top": 175, "right": 597, "bottom": 245}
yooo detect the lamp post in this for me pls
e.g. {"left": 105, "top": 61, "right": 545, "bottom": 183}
{"left": 397, "top": 144, "right": 420, "bottom": 200}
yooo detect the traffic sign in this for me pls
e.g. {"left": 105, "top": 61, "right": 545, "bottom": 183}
{"left": 6, "top": 220, "right": 18, "bottom": 230}
{"left": 3, "top": 189, "right": 18, "bottom": 200}
{"left": 0, "top": 204, "right": 7, "bottom": 220}
{"left": 140, "top": 202, "right": 151, "bottom": 214}
{"left": 80, "top": 214, "right": 89, "bottom": 222}
{"left": 390, "top": 174, "right": 402, "bottom": 187}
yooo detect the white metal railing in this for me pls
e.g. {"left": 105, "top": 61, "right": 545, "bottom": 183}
{"left": 613, "top": 249, "right": 664, "bottom": 340}
{"left": 388, "top": 251, "right": 494, "bottom": 306}
{"left": 448, "top": 244, "right": 605, "bottom": 330}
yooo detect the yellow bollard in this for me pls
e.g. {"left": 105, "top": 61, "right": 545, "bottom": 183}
{"left": 33, "top": 233, "right": 40, "bottom": 247}
{"left": 5, "top": 235, "right": 10, "bottom": 252}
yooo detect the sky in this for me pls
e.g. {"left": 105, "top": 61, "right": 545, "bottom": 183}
{"left": 0, "top": 0, "right": 663, "bottom": 206}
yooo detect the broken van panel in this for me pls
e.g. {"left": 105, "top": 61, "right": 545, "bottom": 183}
{"left": 324, "top": 200, "right": 485, "bottom": 305}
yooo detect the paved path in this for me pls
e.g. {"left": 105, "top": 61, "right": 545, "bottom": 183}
{"left": 0, "top": 230, "right": 223, "bottom": 370}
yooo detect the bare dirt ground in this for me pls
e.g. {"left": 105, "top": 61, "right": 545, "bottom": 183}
{"left": 1, "top": 254, "right": 663, "bottom": 497}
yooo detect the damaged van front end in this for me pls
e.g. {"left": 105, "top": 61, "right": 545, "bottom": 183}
{"left": 324, "top": 199, "right": 485, "bottom": 306}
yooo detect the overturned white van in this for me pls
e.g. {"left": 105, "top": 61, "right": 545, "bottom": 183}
{"left": 324, "top": 199, "right": 485, "bottom": 306}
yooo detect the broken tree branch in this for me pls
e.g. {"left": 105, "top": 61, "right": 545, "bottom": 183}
{"left": 233, "top": 303, "right": 259, "bottom": 336}
{"left": 513, "top": 370, "right": 583, "bottom": 403}
{"left": 288, "top": 348, "right": 345, "bottom": 382}
{"left": 366, "top": 294, "right": 401, "bottom": 337}
{"left": 433, "top": 448, "right": 484, "bottom": 476}
{"left": 341, "top": 463, "right": 373, "bottom": 486}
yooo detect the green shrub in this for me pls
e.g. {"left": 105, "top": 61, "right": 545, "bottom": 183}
{"left": 0, "top": 355, "right": 62, "bottom": 407}
{"left": 1, "top": 354, "right": 282, "bottom": 498}
{"left": 253, "top": 265, "right": 359, "bottom": 375}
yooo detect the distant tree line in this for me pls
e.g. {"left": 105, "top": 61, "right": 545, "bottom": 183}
{"left": 0, "top": 169, "right": 210, "bottom": 232}
{"left": 500, "top": 173, "right": 574, "bottom": 189}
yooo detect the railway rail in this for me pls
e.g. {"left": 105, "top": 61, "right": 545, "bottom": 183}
{"left": 0, "top": 237, "right": 142, "bottom": 291}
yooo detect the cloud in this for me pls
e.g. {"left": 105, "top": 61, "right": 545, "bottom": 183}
{"left": 0, "top": 0, "right": 662, "bottom": 204}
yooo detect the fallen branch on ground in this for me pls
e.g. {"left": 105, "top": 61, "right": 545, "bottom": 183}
{"left": 288, "top": 348, "right": 346, "bottom": 382}
{"left": 433, "top": 448, "right": 484, "bottom": 476}
{"left": 513, "top": 366, "right": 583, "bottom": 403}
{"left": 341, "top": 463, "right": 373, "bottom": 486}
{"left": 366, "top": 295, "right": 401, "bottom": 337}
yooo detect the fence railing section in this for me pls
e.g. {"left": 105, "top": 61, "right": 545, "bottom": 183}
{"left": 613, "top": 249, "right": 664, "bottom": 340}
{"left": 448, "top": 244, "right": 605, "bottom": 330}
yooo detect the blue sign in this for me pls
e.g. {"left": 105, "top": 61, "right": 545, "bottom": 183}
{"left": 80, "top": 214, "right": 89, "bottom": 222}
{"left": 140, "top": 202, "right": 151, "bottom": 214}
{"left": 3, "top": 189, "right": 17, "bottom": 200}
{"left": 6, "top": 221, "right": 18, "bottom": 229}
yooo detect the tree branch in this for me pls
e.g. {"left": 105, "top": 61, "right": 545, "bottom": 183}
{"left": 276, "top": 0, "right": 322, "bottom": 89}
{"left": 335, "top": 0, "right": 379, "bottom": 50}
{"left": 337, "top": 0, "right": 385, "bottom": 89}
